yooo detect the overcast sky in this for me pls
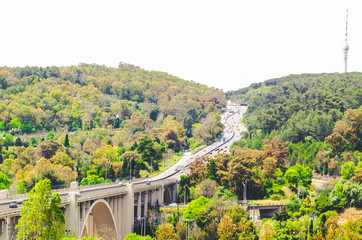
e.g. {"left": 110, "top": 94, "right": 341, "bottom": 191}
{"left": 0, "top": 0, "right": 360, "bottom": 91}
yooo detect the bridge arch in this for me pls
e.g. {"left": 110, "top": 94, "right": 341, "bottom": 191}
{"left": 80, "top": 199, "right": 118, "bottom": 239}
{"left": 163, "top": 186, "right": 172, "bottom": 205}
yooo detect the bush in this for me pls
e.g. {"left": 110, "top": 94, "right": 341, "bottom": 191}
{"left": 80, "top": 174, "right": 106, "bottom": 186}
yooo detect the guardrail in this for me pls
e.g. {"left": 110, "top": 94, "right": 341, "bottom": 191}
{"left": 0, "top": 200, "right": 70, "bottom": 216}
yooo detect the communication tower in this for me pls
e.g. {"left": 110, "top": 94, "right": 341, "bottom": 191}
{"left": 343, "top": 8, "right": 349, "bottom": 73}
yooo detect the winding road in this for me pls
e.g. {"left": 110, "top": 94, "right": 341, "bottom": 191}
{"left": 0, "top": 102, "right": 247, "bottom": 211}
{"left": 149, "top": 102, "right": 247, "bottom": 181}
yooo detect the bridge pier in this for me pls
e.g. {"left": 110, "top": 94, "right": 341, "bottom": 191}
{"left": 160, "top": 183, "right": 164, "bottom": 205}
{"left": 66, "top": 192, "right": 79, "bottom": 238}
{"left": 0, "top": 216, "right": 17, "bottom": 240}
{"left": 121, "top": 183, "right": 134, "bottom": 238}
{"left": 85, "top": 213, "right": 95, "bottom": 236}
{"left": 144, "top": 192, "right": 148, "bottom": 218}
{"left": 173, "top": 183, "right": 178, "bottom": 202}
{"left": 116, "top": 196, "right": 122, "bottom": 238}
{"left": 137, "top": 193, "right": 142, "bottom": 219}
{"left": 150, "top": 189, "right": 156, "bottom": 206}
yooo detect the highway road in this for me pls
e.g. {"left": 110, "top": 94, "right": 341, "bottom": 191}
{"left": 149, "top": 102, "right": 247, "bottom": 181}
{"left": 0, "top": 102, "right": 247, "bottom": 211}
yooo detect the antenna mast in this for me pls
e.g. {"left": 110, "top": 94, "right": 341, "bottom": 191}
{"left": 343, "top": 8, "right": 349, "bottom": 73}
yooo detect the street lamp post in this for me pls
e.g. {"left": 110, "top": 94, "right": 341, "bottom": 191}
{"left": 150, "top": 157, "right": 153, "bottom": 175}
{"left": 350, "top": 200, "right": 355, "bottom": 218}
{"left": 139, "top": 217, "right": 142, "bottom": 239}
{"left": 105, "top": 160, "right": 108, "bottom": 181}
{"left": 33, "top": 159, "right": 38, "bottom": 183}
{"left": 130, "top": 158, "right": 133, "bottom": 182}
{"left": 74, "top": 162, "right": 77, "bottom": 182}
{"left": 184, "top": 186, "right": 186, "bottom": 205}
{"left": 183, "top": 219, "right": 190, "bottom": 240}
{"left": 144, "top": 217, "right": 146, "bottom": 240}
{"left": 241, "top": 181, "right": 247, "bottom": 206}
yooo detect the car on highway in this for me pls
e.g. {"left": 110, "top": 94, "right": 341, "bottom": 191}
{"left": 9, "top": 203, "right": 18, "bottom": 208}
{"left": 175, "top": 165, "right": 184, "bottom": 172}
{"left": 16, "top": 199, "right": 27, "bottom": 204}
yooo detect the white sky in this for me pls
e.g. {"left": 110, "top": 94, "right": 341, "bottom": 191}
{"left": 0, "top": 0, "right": 360, "bottom": 91}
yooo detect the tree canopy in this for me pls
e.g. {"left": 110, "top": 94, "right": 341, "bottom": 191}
{"left": 16, "top": 179, "right": 65, "bottom": 240}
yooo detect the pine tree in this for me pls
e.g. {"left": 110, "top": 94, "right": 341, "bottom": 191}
{"left": 207, "top": 159, "right": 216, "bottom": 179}
{"left": 47, "top": 131, "right": 55, "bottom": 140}
{"left": 64, "top": 134, "right": 69, "bottom": 147}
{"left": 15, "top": 137, "right": 22, "bottom": 147}
{"left": 113, "top": 117, "right": 120, "bottom": 128}
{"left": 308, "top": 219, "right": 314, "bottom": 236}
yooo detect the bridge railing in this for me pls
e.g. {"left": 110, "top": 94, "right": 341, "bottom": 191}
{"left": 4, "top": 193, "right": 28, "bottom": 201}
{"left": 51, "top": 176, "right": 142, "bottom": 193}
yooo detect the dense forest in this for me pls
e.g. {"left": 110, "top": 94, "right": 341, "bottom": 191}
{"left": 0, "top": 63, "right": 226, "bottom": 192}
{"left": 4, "top": 67, "right": 362, "bottom": 239}
{"left": 227, "top": 73, "right": 362, "bottom": 172}
{"left": 121, "top": 73, "right": 362, "bottom": 240}
{"left": 185, "top": 72, "right": 362, "bottom": 239}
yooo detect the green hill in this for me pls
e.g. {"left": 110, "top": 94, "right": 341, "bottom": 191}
{"left": 227, "top": 73, "right": 362, "bottom": 143}
{"left": 0, "top": 63, "right": 226, "bottom": 191}
{"left": 227, "top": 72, "right": 362, "bottom": 173}
{"left": 0, "top": 63, "right": 225, "bottom": 135}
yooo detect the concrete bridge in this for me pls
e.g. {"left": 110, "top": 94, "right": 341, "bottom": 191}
{"left": 246, "top": 204, "right": 285, "bottom": 220}
{"left": 0, "top": 178, "right": 178, "bottom": 240}
{"left": 0, "top": 104, "right": 246, "bottom": 240}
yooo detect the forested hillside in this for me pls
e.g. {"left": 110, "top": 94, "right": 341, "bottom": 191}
{"left": 152, "top": 73, "right": 362, "bottom": 240}
{"left": 0, "top": 63, "right": 226, "bottom": 192}
{"left": 184, "top": 72, "right": 362, "bottom": 238}
{"left": 0, "top": 63, "right": 225, "bottom": 136}
{"left": 227, "top": 73, "right": 362, "bottom": 172}
{"left": 120, "top": 71, "right": 362, "bottom": 239}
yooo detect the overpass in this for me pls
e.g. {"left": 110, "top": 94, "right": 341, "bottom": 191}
{"left": 246, "top": 204, "right": 285, "bottom": 220}
{"left": 0, "top": 178, "right": 178, "bottom": 240}
{"left": 0, "top": 104, "right": 247, "bottom": 240}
